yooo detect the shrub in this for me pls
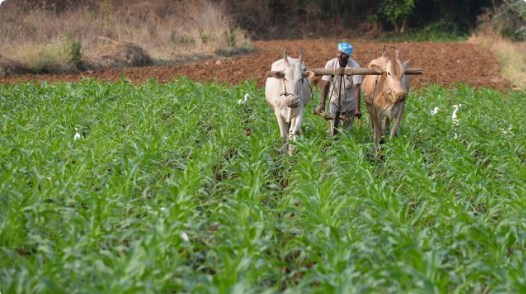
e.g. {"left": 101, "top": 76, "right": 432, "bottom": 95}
{"left": 491, "top": 0, "right": 526, "bottom": 41}
{"left": 19, "top": 42, "right": 69, "bottom": 73}
{"left": 64, "top": 31, "right": 83, "bottom": 69}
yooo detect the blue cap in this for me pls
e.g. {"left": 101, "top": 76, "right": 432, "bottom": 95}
{"left": 338, "top": 42, "right": 353, "bottom": 56}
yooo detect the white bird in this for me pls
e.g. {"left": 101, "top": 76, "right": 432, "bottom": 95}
{"left": 452, "top": 104, "right": 461, "bottom": 125}
{"left": 430, "top": 107, "right": 439, "bottom": 115}
{"left": 180, "top": 232, "right": 190, "bottom": 242}
{"left": 500, "top": 125, "right": 513, "bottom": 135}
{"left": 74, "top": 128, "right": 81, "bottom": 141}
{"left": 237, "top": 93, "right": 250, "bottom": 105}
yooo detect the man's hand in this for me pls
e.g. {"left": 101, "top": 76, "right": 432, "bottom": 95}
{"left": 314, "top": 105, "right": 325, "bottom": 115}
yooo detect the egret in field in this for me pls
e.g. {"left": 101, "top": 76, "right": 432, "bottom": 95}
{"left": 452, "top": 104, "right": 461, "bottom": 125}
{"left": 237, "top": 93, "right": 251, "bottom": 105}
{"left": 180, "top": 232, "right": 190, "bottom": 242}
{"left": 74, "top": 128, "right": 81, "bottom": 141}
{"left": 451, "top": 104, "right": 462, "bottom": 139}
{"left": 500, "top": 125, "right": 514, "bottom": 135}
{"left": 430, "top": 107, "right": 439, "bottom": 115}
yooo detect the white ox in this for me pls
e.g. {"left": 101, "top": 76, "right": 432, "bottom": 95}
{"left": 265, "top": 49, "right": 314, "bottom": 153}
{"left": 362, "top": 46, "right": 410, "bottom": 144}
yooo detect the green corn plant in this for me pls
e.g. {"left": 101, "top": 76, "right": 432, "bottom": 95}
{"left": 0, "top": 80, "right": 525, "bottom": 293}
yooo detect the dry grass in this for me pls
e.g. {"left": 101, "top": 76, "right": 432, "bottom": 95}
{"left": 0, "top": 0, "right": 253, "bottom": 73}
{"left": 16, "top": 41, "right": 71, "bottom": 73}
{"left": 469, "top": 30, "right": 526, "bottom": 90}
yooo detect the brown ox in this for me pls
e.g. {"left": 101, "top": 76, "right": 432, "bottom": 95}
{"left": 362, "top": 46, "right": 410, "bottom": 144}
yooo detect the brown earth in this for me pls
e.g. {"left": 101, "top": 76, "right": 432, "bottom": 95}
{"left": 0, "top": 39, "right": 510, "bottom": 89}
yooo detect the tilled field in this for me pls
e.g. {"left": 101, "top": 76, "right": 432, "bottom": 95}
{"left": 0, "top": 39, "right": 510, "bottom": 89}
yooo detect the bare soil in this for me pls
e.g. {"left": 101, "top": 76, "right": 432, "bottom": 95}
{"left": 0, "top": 39, "right": 511, "bottom": 89}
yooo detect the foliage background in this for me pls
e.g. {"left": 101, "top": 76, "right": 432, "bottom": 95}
{"left": 1, "top": 0, "right": 525, "bottom": 75}
{"left": 5, "top": 0, "right": 524, "bottom": 38}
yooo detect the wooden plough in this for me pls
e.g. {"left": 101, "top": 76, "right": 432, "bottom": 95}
{"left": 264, "top": 65, "right": 423, "bottom": 133}
{"left": 305, "top": 67, "right": 423, "bottom": 132}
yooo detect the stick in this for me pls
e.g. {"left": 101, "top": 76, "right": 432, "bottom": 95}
{"left": 306, "top": 67, "right": 423, "bottom": 76}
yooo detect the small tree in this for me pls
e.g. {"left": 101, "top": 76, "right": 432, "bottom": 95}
{"left": 64, "top": 31, "right": 83, "bottom": 70}
{"left": 378, "top": 0, "right": 415, "bottom": 33}
{"left": 492, "top": 0, "right": 526, "bottom": 40}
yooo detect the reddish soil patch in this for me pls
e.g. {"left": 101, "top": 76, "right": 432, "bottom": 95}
{"left": 0, "top": 39, "right": 510, "bottom": 89}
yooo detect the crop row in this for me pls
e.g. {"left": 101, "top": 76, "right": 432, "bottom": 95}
{"left": 0, "top": 79, "right": 525, "bottom": 292}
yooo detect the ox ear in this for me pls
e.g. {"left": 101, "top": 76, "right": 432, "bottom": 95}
{"left": 303, "top": 70, "right": 315, "bottom": 80}
{"left": 266, "top": 70, "right": 285, "bottom": 79}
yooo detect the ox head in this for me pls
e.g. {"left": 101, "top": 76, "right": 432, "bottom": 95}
{"left": 371, "top": 46, "right": 410, "bottom": 103}
{"left": 266, "top": 49, "right": 315, "bottom": 107}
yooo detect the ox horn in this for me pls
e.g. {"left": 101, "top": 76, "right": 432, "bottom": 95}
{"left": 382, "top": 44, "right": 388, "bottom": 57}
{"left": 391, "top": 46, "right": 401, "bottom": 59}
{"left": 283, "top": 48, "right": 289, "bottom": 65}
{"left": 299, "top": 49, "right": 304, "bottom": 63}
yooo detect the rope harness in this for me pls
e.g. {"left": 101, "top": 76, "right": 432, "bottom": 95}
{"left": 328, "top": 61, "right": 353, "bottom": 123}
{"left": 279, "top": 77, "right": 312, "bottom": 100}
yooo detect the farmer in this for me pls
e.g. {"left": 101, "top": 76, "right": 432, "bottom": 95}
{"left": 315, "top": 42, "right": 363, "bottom": 135}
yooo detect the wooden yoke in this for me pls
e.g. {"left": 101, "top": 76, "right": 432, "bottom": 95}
{"left": 306, "top": 67, "right": 423, "bottom": 76}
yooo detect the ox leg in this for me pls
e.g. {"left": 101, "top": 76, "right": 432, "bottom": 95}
{"left": 383, "top": 117, "right": 391, "bottom": 136}
{"left": 288, "top": 111, "right": 305, "bottom": 155}
{"left": 284, "top": 120, "right": 291, "bottom": 154}
{"left": 366, "top": 103, "right": 375, "bottom": 132}
{"left": 390, "top": 103, "right": 405, "bottom": 138}
{"left": 274, "top": 109, "right": 289, "bottom": 139}
{"left": 288, "top": 117, "right": 298, "bottom": 155}
{"left": 366, "top": 103, "right": 381, "bottom": 156}
{"left": 289, "top": 113, "right": 303, "bottom": 141}
{"left": 273, "top": 110, "right": 290, "bottom": 155}
{"left": 370, "top": 108, "right": 384, "bottom": 145}
{"left": 380, "top": 117, "right": 390, "bottom": 144}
